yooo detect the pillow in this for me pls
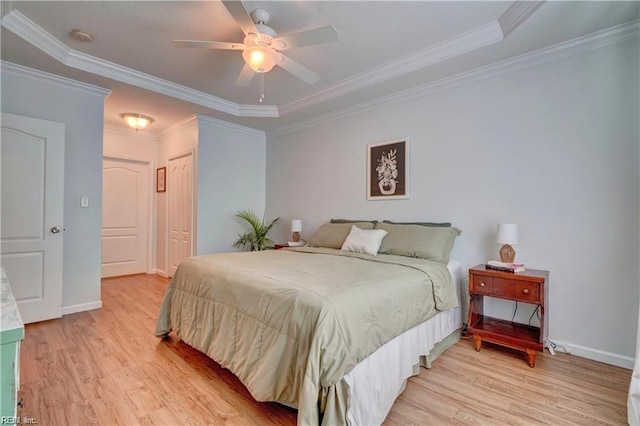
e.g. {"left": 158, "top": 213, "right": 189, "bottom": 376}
{"left": 382, "top": 220, "right": 451, "bottom": 227}
{"left": 331, "top": 218, "right": 378, "bottom": 225}
{"left": 341, "top": 225, "right": 388, "bottom": 256}
{"left": 377, "top": 223, "right": 461, "bottom": 263}
{"left": 307, "top": 222, "right": 375, "bottom": 249}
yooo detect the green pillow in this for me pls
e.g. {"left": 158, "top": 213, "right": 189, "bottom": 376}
{"left": 382, "top": 220, "right": 451, "bottom": 227}
{"left": 377, "top": 223, "right": 461, "bottom": 263}
{"left": 308, "top": 222, "right": 375, "bottom": 249}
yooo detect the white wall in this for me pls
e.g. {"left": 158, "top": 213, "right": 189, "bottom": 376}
{"left": 1, "top": 64, "right": 109, "bottom": 312}
{"left": 265, "top": 40, "right": 640, "bottom": 367}
{"left": 196, "top": 115, "right": 266, "bottom": 254}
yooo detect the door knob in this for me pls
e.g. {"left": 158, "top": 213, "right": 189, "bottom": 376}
{"left": 50, "top": 226, "right": 61, "bottom": 234}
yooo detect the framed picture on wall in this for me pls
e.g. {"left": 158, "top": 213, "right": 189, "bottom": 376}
{"left": 156, "top": 167, "right": 166, "bottom": 193}
{"left": 367, "top": 138, "right": 409, "bottom": 200}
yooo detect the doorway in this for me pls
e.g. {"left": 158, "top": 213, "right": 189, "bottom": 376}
{"left": 167, "top": 152, "right": 193, "bottom": 277}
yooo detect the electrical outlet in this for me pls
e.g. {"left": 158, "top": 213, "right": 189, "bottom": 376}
{"left": 81, "top": 196, "right": 89, "bottom": 208}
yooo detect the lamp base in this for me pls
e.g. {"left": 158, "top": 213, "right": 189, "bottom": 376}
{"left": 499, "top": 244, "right": 516, "bottom": 263}
{"left": 292, "top": 232, "right": 300, "bottom": 243}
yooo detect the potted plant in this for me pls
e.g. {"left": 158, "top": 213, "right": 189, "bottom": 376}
{"left": 232, "top": 209, "right": 280, "bottom": 251}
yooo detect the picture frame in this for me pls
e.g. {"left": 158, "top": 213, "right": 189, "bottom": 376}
{"left": 156, "top": 167, "right": 166, "bottom": 193}
{"left": 367, "top": 138, "right": 409, "bottom": 200}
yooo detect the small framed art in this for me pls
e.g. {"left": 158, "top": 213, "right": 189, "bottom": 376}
{"left": 156, "top": 167, "right": 166, "bottom": 193}
{"left": 367, "top": 138, "right": 409, "bottom": 200}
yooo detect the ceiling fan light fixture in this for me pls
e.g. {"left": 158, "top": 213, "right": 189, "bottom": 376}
{"left": 120, "top": 113, "right": 154, "bottom": 131}
{"left": 242, "top": 46, "right": 276, "bottom": 73}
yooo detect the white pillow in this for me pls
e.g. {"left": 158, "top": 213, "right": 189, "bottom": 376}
{"left": 340, "top": 225, "right": 388, "bottom": 256}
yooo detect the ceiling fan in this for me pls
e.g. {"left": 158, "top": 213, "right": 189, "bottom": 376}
{"left": 173, "top": 1, "right": 339, "bottom": 89}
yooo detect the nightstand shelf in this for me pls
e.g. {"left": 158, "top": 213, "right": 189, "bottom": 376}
{"left": 467, "top": 264, "right": 549, "bottom": 367}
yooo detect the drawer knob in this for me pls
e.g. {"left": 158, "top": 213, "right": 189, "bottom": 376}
{"left": 480, "top": 282, "right": 486, "bottom": 287}
{"left": 523, "top": 288, "right": 530, "bottom": 294}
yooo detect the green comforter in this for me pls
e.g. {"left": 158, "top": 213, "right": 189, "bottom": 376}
{"left": 155, "top": 247, "right": 457, "bottom": 425}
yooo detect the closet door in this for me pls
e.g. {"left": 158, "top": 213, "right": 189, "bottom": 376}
{"left": 168, "top": 153, "right": 193, "bottom": 277}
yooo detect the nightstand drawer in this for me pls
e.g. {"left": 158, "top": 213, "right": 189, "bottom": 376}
{"left": 472, "top": 275, "right": 494, "bottom": 294}
{"left": 493, "top": 277, "right": 539, "bottom": 302}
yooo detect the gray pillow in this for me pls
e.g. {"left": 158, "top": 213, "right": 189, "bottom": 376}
{"left": 331, "top": 219, "right": 378, "bottom": 225}
{"left": 308, "top": 222, "right": 375, "bottom": 249}
{"left": 377, "top": 223, "right": 461, "bottom": 263}
{"left": 382, "top": 220, "right": 451, "bottom": 227}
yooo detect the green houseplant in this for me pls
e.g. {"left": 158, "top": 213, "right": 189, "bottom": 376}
{"left": 232, "top": 209, "right": 280, "bottom": 251}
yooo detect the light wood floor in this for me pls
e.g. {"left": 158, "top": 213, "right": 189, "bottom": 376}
{"left": 19, "top": 274, "right": 630, "bottom": 425}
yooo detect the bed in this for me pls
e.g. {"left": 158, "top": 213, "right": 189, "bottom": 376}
{"left": 156, "top": 221, "right": 462, "bottom": 425}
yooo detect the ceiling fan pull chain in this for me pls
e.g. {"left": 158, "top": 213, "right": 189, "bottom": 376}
{"left": 259, "top": 73, "right": 265, "bottom": 103}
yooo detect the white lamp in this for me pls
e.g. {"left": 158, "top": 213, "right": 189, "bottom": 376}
{"left": 497, "top": 223, "right": 518, "bottom": 263}
{"left": 291, "top": 220, "right": 302, "bottom": 243}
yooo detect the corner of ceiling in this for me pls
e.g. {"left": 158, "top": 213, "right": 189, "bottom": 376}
{"left": 1, "top": 9, "right": 279, "bottom": 119}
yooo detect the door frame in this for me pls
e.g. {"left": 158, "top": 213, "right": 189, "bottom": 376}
{"left": 165, "top": 149, "right": 196, "bottom": 276}
{"left": 102, "top": 154, "right": 154, "bottom": 275}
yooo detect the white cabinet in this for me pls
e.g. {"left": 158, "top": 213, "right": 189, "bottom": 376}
{"left": 1, "top": 268, "right": 24, "bottom": 420}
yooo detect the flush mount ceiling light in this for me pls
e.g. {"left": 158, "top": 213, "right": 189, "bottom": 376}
{"left": 70, "top": 28, "right": 93, "bottom": 42}
{"left": 120, "top": 113, "right": 154, "bottom": 131}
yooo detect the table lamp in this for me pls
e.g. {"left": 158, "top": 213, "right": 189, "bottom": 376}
{"left": 497, "top": 223, "right": 518, "bottom": 263}
{"left": 291, "top": 220, "right": 302, "bottom": 243}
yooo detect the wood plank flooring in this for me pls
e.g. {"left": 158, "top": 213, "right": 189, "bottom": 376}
{"left": 18, "top": 274, "right": 631, "bottom": 425}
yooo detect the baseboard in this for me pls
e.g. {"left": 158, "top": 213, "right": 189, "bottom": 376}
{"left": 549, "top": 338, "right": 634, "bottom": 369}
{"left": 153, "top": 268, "right": 168, "bottom": 278}
{"left": 62, "top": 301, "right": 102, "bottom": 316}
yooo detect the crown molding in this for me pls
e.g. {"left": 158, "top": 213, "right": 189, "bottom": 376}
{"left": 1, "top": 10, "right": 279, "bottom": 118}
{"left": 1, "top": 1, "right": 14, "bottom": 20}
{"left": 158, "top": 114, "right": 198, "bottom": 140}
{"left": 197, "top": 114, "right": 266, "bottom": 140}
{"left": 269, "top": 19, "right": 639, "bottom": 138}
{"left": 104, "top": 124, "right": 158, "bottom": 141}
{"left": 2, "top": 10, "right": 68, "bottom": 62}
{"left": 279, "top": 20, "right": 505, "bottom": 116}
{"left": 499, "top": 1, "right": 546, "bottom": 37}
{"left": 1, "top": 60, "right": 111, "bottom": 97}
{"left": 279, "top": 0, "right": 546, "bottom": 117}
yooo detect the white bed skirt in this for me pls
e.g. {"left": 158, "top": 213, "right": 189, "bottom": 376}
{"left": 343, "top": 260, "right": 464, "bottom": 425}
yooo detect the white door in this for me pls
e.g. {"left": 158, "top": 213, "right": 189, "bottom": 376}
{"left": 0, "top": 113, "right": 65, "bottom": 324}
{"left": 168, "top": 154, "right": 193, "bottom": 277}
{"left": 101, "top": 158, "right": 149, "bottom": 277}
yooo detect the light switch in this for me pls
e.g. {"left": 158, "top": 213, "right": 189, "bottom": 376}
{"left": 81, "top": 196, "right": 89, "bottom": 208}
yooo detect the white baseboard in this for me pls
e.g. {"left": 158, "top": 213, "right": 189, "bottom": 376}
{"left": 153, "top": 268, "right": 168, "bottom": 278}
{"left": 549, "top": 338, "right": 634, "bottom": 369}
{"left": 62, "top": 301, "right": 102, "bottom": 316}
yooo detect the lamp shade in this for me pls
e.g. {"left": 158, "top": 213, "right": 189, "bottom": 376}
{"left": 496, "top": 223, "right": 518, "bottom": 245}
{"left": 242, "top": 46, "right": 276, "bottom": 73}
{"left": 291, "top": 220, "right": 302, "bottom": 233}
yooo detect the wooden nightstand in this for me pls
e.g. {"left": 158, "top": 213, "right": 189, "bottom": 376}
{"left": 467, "top": 264, "right": 549, "bottom": 367}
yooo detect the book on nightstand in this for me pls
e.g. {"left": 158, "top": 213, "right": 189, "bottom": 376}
{"left": 486, "top": 260, "right": 525, "bottom": 273}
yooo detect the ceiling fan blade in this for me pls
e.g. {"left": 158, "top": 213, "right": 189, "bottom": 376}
{"left": 273, "top": 26, "right": 339, "bottom": 50}
{"left": 172, "top": 40, "right": 245, "bottom": 50}
{"left": 222, "top": 0, "right": 259, "bottom": 36}
{"left": 276, "top": 53, "right": 319, "bottom": 85}
{"left": 235, "top": 63, "right": 255, "bottom": 87}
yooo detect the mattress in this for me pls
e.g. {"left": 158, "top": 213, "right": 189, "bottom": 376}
{"left": 156, "top": 250, "right": 460, "bottom": 425}
{"left": 344, "top": 260, "right": 463, "bottom": 425}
